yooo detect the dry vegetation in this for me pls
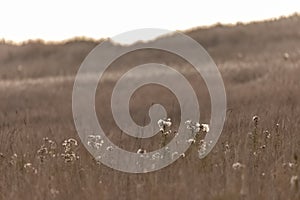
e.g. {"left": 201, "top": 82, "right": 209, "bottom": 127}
{"left": 0, "top": 14, "right": 300, "bottom": 200}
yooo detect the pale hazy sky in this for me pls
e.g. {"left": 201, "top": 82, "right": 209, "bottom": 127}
{"left": 1, "top": 0, "right": 299, "bottom": 43}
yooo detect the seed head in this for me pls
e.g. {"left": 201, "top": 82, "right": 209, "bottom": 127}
{"left": 283, "top": 52, "right": 290, "bottom": 60}
{"left": 158, "top": 118, "right": 172, "bottom": 133}
{"left": 24, "top": 163, "right": 32, "bottom": 168}
{"left": 106, "top": 146, "right": 113, "bottom": 151}
{"left": 137, "top": 148, "right": 147, "bottom": 154}
{"left": 232, "top": 162, "right": 246, "bottom": 170}
{"left": 187, "top": 138, "right": 196, "bottom": 144}
{"left": 185, "top": 120, "right": 210, "bottom": 134}
{"left": 290, "top": 175, "right": 299, "bottom": 189}
{"left": 200, "top": 124, "right": 210, "bottom": 133}
{"left": 252, "top": 115, "right": 260, "bottom": 123}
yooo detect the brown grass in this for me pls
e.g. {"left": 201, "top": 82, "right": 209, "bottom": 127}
{"left": 0, "top": 14, "right": 300, "bottom": 200}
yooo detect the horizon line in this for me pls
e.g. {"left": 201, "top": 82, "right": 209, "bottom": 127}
{"left": 1, "top": 12, "right": 299, "bottom": 46}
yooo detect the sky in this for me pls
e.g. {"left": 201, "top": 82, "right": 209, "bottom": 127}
{"left": 0, "top": 0, "right": 299, "bottom": 44}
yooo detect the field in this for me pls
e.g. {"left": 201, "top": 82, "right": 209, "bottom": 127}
{"left": 1, "top": 14, "right": 300, "bottom": 200}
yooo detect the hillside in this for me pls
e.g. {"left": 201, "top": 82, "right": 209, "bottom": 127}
{"left": 0, "top": 14, "right": 299, "bottom": 80}
{"left": 1, "top": 14, "right": 300, "bottom": 200}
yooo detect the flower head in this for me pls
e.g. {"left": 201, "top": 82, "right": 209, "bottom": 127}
{"left": 61, "top": 138, "right": 79, "bottom": 163}
{"left": 290, "top": 175, "right": 299, "bottom": 189}
{"left": 252, "top": 115, "right": 260, "bottom": 123}
{"left": 137, "top": 148, "right": 147, "bottom": 154}
{"left": 232, "top": 162, "right": 246, "bottom": 170}
{"left": 185, "top": 120, "right": 210, "bottom": 134}
{"left": 158, "top": 118, "right": 172, "bottom": 133}
{"left": 200, "top": 124, "right": 210, "bottom": 133}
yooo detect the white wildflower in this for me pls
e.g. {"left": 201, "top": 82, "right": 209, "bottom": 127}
{"left": 283, "top": 52, "right": 290, "bottom": 60}
{"left": 201, "top": 124, "right": 210, "bottom": 133}
{"left": 283, "top": 162, "right": 297, "bottom": 169}
{"left": 137, "top": 148, "right": 146, "bottom": 154}
{"left": 187, "top": 138, "right": 196, "bottom": 144}
{"left": 224, "top": 142, "right": 230, "bottom": 154}
{"left": 260, "top": 145, "right": 266, "bottom": 149}
{"left": 23, "top": 163, "right": 37, "bottom": 174}
{"left": 185, "top": 120, "right": 193, "bottom": 129}
{"left": 158, "top": 118, "right": 172, "bottom": 133}
{"left": 164, "top": 130, "right": 171, "bottom": 135}
{"left": 252, "top": 115, "right": 260, "bottom": 123}
{"left": 198, "top": 140, "right": 207, "bottom": 157}
{"left": 67, "top": 138, "right": 78, "bottom": 146}
{"left": 50, "top": 188, "right": 60, "bottom": 197}
{"left": 185, "top": 120, "right": 209, "bottom": 133}
{"left": 24, "top": 163, "right": 32, "bottom": 169}
{"left": 106, "top": 146, "right": 113, "bottom": 151}
{"left": 232, "top": 162, "right": 245, "bottom": 170}
{"left": 87, "top": 135, "right": 104, "bottom": 149}
{"left": 290, "top": 175, "right": 299, "bottom": 189}
{"left": 264, "top": 130, "right": 271, "bottom": 139}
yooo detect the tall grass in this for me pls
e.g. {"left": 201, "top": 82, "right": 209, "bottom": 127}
{"left": 0, "top": 15, "right": 300, "bottom": 200}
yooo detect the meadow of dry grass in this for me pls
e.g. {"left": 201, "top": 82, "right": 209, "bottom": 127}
{"left": 0, "top": 15, "right": 300, "bottom": 200}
